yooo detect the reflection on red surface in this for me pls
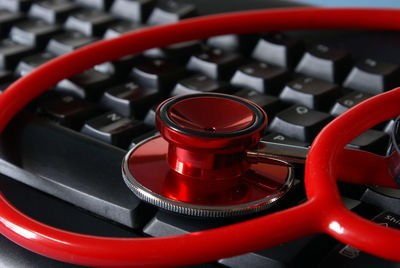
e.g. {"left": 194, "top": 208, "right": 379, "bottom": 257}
{"left": 169, "top": 96, "right": 255, "bottom": 133}
{"left": 129, "top": 136, "right": 290, "bottom": 206}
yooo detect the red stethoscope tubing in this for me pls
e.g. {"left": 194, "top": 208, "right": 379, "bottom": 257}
{"left": 0, "top": 7, "right": 400, "bottom": 267}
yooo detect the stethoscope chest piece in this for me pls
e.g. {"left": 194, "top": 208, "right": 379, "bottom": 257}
{"left": 122, "top": 93, "right": 294, "bottom": 217}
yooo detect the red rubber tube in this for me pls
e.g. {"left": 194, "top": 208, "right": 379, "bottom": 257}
{"left": 0, "top": 7, "right": 400, "bottom": 267}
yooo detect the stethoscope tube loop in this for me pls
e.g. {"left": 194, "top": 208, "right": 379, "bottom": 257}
{"left": 0, "top": 7, "right": 400, "bottom": 267}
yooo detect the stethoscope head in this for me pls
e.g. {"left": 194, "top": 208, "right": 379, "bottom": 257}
{"left": 122, "top": 93, "right": 294, "bottom": 217}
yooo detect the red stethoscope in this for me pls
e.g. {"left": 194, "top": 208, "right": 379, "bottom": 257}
{"left": 0, "top": 7, "right": 400, "bottom": 267}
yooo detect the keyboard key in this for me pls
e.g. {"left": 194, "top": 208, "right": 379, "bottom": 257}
{"left": 75, "top": 0, "right": 113, "bottom": 10}
{"left": 28, "top": 0, "right": 80, "bottom": 24}
{"left": 95, "top": 54, "right": 140, "bottom": 78}
{"left": 15, "top": 51, "right": 56, "bottom": 76}
{"left": 10, "top": 19, "right": 62, "bottom": 49}
{"left": 319, "top": 209, "right": 400, "bottom": 267}
{"left": 100, "top": 80, "right": 161, "bottom": 118}
{"left": 144, "top": 40, "right": 202, "bottom": 62}
{"left": 187, "top": 48, "right": 243, "bottom": 80}
{"left": 143, "top": 103, "right": 157, "bottom": 127}
{"left": 280, "top": 76, "right": 340, "bottom": 110}
{"left": 261, "top": 132, "right": 311, "bottom": 147}
{"left": 2, "top": 115, "right": 154, "bottom": 228}
{"left": 110, "top": 0, "right": 155, "bottom": 22}
{"left": 64, "top": 9, "right": 117, "bottom": 36}
{"left": 0, "top": 38, "right": 34, "bottom": 69}
{"left": 219, "top": 235, "right": 321, "bottom": 268}
{"left": 343, "top": 58, "right": 400, "bottom": 94}
{"left": 295, "top": 44, "right": 352, "bottom": 83}
{"left": 81, "top": 111, "right": 148, "bottom": 148}
{"left": 206, "top": 34, "right": 258, "bottom": 55}
{"left": 103, "top": 20, "right": 144, "bottom": 39}
{"left": 171, "top": 73, "right": 229, "bottom": 96}
{"left": 0, "top": 0, "right": 33, "bottom": 12}
{"left": 38, "top": 94, "right": 100, "bottom": 130}
{"left": 347, "top": 129, "right": 389, "bottom": 155}
{"left": 56, "top": 68, "right": 115, "bottom": 100}
{"left": 362, "top": 187, "right": 400, "bottom": 217}
{"left": 131, "top": 58, "right": 186, "bottom": 92}
{"left": 330, "top": 91, "right": 372, "bottom": 117}
{"left": 0, "top": 9, "right": 24, "bottom": 37}
{"left": 46, "top": 31, "right": 98, "bottom": 55}
{"left": 234, "top": 88, "right": 283, "bottom": 118}
{"left": 230, "top": 61, "right": 288, "bottom": 94}
{"left": 147, "top": 0, "right": 196, "bottom": 25}
{"left": 269, "top": 105, "right": 332, "bottom": 142}
{"left": 252, "top": 32, "right": 303, "bottom": 69}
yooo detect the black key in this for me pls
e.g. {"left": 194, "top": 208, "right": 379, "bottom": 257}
{"left": 1, "top": 114, "right": 153, "bottom": 228}
{"left": 187, "top": 48, "right": 243, "bottom": 80}
{"left": 75, "top": 0, "right": 113, "bottom": 10}
{"left": 56, "top": 68, "right": 114, "bottom": 100}
{"left": 143, "top": 103, "right": 157, "bottom": 127}
{"left": 383, "top": 119, "right": 396, "bottom": 135}
{"left": 234, "top": 88, "right": 282, "bottom": 118}
{"left": 110, "top": 0, "right": 155, "bottom": 22}
{"left": 0, "top": 68, "right": 15, "bottom": 83}
{"left": 280, "top": 76, "right": 340, "bottom": 110}
{"left": 38, "top": 94, "right": 100, "bottom": 129}
{"left": 0, "top": 9, "right": 24, "bottom": 37}
{"left": 15, "top": 51, "right": 56, "bottom": 76}
{"left": 343, "top": 58, "right": 400, "bottom": 94}
{"left": 269, "top": 105, "right": 332, "bottom": 142}
{"left": 0, "top": 38, "right": 34, "bottom": 69}
{"left": 230, "top": 61, "right": 288, "bottom": 94}
{"left": 262, "top": 132, "right": 311, "bottom": 147}
{"left": 362, "top": 186, "right": 400, "bottom": 216}
{"left": 319, "top": 209, "right": 400, "bottom": 267}
{"left": 295, "top": 44, "right": 352, "bottom": 83}
{"left": 144, "top": 211, "right": 226, "bottom": 237}
{"left": 100, "top": 80, "right": 161, "bottom": 118}
{"left": 206, "top": 34, "right": 258, "bottom": 55}
{"left": 94, "top": 54, "right": 140, "bottom": 78}
{"left": 28, "top": 0, "right": 80, "bottom": 24}
{"left": 64, "top": 9, "right": 117, "bottom": 36}
{"left": 10, "top": 19, "right": 61, "bottom": 49}
{"left": 147, "top": 0, "right": 196, "bottom": 25}
{"left": 144, "top": 40, "right": 203, "bottom": 62}
{"left": 81, "top": 111, "right": 148, "bottom": 148}
{"left": 252, "top": 32, "right": 303, "bottom": 69}
{"left": 46, "top": 31, "right": 99, "bottom": 55}
{"left": 219, "top": 235, "right": 321, "bottom": 268}
{"left": 0, "top": 0, "right": 33, "bottom": 12}
{"left": 103, "top": 20, "right": 144, "bottom": 39}
{"left": 347, "top": 129, "right": 389, "bottom": 155}
{"left": 132, "top": 58, "right": 185, "bottom": 92}
{"left": 171, "top": 73, "right": 230, "bottom": 96}
{"left": 330, "top": 91, "right": 372, "bottom": 117}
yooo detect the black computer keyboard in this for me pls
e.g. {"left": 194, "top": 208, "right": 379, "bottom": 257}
{"left": 0, "top": 0, "right": 399, "bottom": 267}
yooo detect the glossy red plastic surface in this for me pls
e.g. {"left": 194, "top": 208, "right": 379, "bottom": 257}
{"left": 0, "top": 7, "right": 400, "bottom": 267}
